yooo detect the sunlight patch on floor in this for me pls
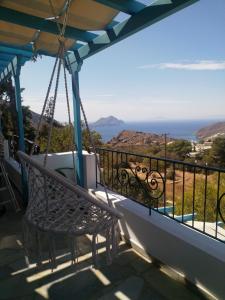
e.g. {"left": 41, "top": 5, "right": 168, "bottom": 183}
{"left": 27, "top": 244, "right": 109, "bottom": 283}
{"left": 35, "top": 266, "right": 90, "bottom": 299}
{"left": 115, "top": 291, "right": 131, "bottom": 300}
{"left": 91, "top": 268, "right": 111, "bottom": 286}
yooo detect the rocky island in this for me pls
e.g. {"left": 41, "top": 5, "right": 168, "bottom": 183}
{"left": 91, "top": 116, "right": 124, "bottom": 127}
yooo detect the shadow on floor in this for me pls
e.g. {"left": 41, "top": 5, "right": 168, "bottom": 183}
{"left": 0, "top": 211, "right": 213, "bottom": 300}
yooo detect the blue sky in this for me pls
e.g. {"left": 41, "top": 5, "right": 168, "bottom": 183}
{"left": 20, "top": 0, "right": 225, "bottom": 122}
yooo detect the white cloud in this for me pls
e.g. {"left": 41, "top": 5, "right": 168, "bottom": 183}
{"left": 138, "top": 60, "right": 225, "bottom": 71}
{"left": 148, "top": 99, "right": 191, "bottom": 104}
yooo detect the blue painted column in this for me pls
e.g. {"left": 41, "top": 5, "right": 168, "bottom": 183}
{"left": 71, "top": 69, "right": 84, "bottom": 187}
{"left": 12, "top": 56, "right": 27, "bottom": 204}
{"left": 13, "top": 61, "right": 25, "bottom": 152}
{"left": 0, "top": 111, "right": 2, "bottom": 133}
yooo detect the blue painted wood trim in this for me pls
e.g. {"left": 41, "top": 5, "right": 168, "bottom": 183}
{"left": 0, "top": 7, "right": 98, "bottom": 43}
{"left": 0, "top": 41, "right": 83, "bottom": 59}
{"left": 12, "top": 57, "right": 28, "bottom": 204}
{"left": 68, "top": 0, "right": 199, "bottom": 67}
{"left": 0, "top": 44, "right": 33, "bottom": 59}
{"left": 0, "top": 45, "right": 33, "bottom": 83}
{"left": 94, "top": 0, "right": 146, "bottom": 15}
{"left": 71, "top": 70, "right": 84, "bottom": 187}
{"left": 12, "top": 60, "right": 25, "bottom": 152}
{"left": 0, "top": 54, "right": 14, "bottom": 61}
{"left": 0, "top": 43, "right": 52, "bottom": 59}
{"left": 0, "top": 111, "right": 2, "bottom": 133}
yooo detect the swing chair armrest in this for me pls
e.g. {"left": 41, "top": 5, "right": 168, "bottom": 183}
{"left": 18, "top": 151, "right": 123, "bottom": 220}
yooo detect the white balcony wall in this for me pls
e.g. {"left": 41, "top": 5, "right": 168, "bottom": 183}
{"left": 94, "top": 189, "right": 225, "bottom": 300}
{"left": 32, "top": 151, "right": 98, "bottom": 189}
{"left": 3, "top": 136, "right": 225, "bottom": 299}
{"left": 3, "top": 138, "right": 99, "bottom": 190}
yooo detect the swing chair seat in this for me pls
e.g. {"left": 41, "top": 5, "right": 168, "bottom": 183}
{"left": 55, "top": 167, "right": 75, "bottom": 182}
{"left": 18, "top": 151, "right": 122, "bottom": 267}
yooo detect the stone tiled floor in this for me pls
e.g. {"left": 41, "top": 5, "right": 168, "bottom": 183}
{"left": 0, "top": 211, "right": 212, "bottom": 300}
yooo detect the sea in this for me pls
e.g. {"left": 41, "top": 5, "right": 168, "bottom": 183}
{"left": 91, "top": 120, "right": 222, "bottom": 143}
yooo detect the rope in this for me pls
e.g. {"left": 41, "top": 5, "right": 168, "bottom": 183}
{"left": 43, "top": 0, "right": 76, "bottom": 165}
{"left": 62, "top": 55, "right": 76, "bottom": 175}
{"left": 61, "top": 0, "right": 72, "bottom": 37}
{"left": 44, "top": 44, "right": 63, "bottom": 166}
{"left": 48, "top": 0, "right": 72, "bottom": 38}
{"left": 68, "top": 63, "right": 113, "bottom": 207}
{"left": 48, "top": 0, "right": 63, "bottom": 35}
{"left": 30, "top": 51, "right": 60, "bottom": 155}
{"left": 34, "top": 0, "right": 113, "bottom": 208}
{"left": 31, "top": 0, "right": 75, "bottom": 162}
{"left": 20, "top": 0, "right": 120, "bottom": 270}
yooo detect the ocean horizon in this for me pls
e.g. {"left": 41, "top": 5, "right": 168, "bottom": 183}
{"left": 91, "top": 119, "right": 223, "bottom": 143}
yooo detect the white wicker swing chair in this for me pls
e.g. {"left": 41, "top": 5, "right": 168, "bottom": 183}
{"left": 18, "top": 151, "right": 122, "bottom": 268}
{"left": 18, "top": 1, "right": 122, "bottom": 269}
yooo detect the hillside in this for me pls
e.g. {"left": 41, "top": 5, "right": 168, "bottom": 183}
{"left": 30, "top": 110, "right": 62, "bottom": 128}
{"left": 92, "top": 116, "right": 124, "bottom": 127}
{"left": 196, "top": 121, "right": 225, "bottom": 140}
{"left": 30, "top": 110, "right": 42, "bottom": 128}
{"left": 108, "top": 130, "right": 174, "bottom": 147}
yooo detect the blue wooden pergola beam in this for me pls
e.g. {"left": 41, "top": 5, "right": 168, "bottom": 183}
{"left": 0, "top": 44, "right": 35, "bottom": 59}
{"left": 68, "top": 0, "right": 199, "bottom": 69}
{"left": 0, "top": 7, "right": 98, "bottom": 43}
{"left": 11, "top": 57, "right": 25, "bottom": 152}
{"left": 94, "top": 0, "right": 146, "bottom": 15}
{"left": 0, "top": 54, "right": 14, "bottom": 61}
{"left": 0, "top": 53, "right": 31, "bottom": 82}
{"left": 0, "top": 0, "right": 199, "bottom": 190}
{"left": 11, "top": 56, "right": 28, "bottom": 203}
{"left": 0, "top": 42, "right": 83, "bottom": 83}
{"left": 0, "top": 42, "right": 65, "bottom": 59}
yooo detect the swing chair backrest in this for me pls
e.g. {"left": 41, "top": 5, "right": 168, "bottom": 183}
{"left": 18, "top": 151, "right": 122, "bottom": 235}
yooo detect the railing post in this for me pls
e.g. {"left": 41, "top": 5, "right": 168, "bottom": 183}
{"left": 71, "top": 64, "right": 84, "bottom": 187}
{"left": 12, "top": 56, "right": 27, "bottom": 204}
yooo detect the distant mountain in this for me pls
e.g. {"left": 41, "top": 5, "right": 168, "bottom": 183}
{"left": 92, "top": 116, "right": 124, "bottom": 127}
{"left": 196, "top": 121, "right": 225, "bottom": 140}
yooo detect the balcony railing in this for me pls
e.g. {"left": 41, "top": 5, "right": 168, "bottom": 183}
{"left": 96, "top": 148, "right": 225, "bottom": 243}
